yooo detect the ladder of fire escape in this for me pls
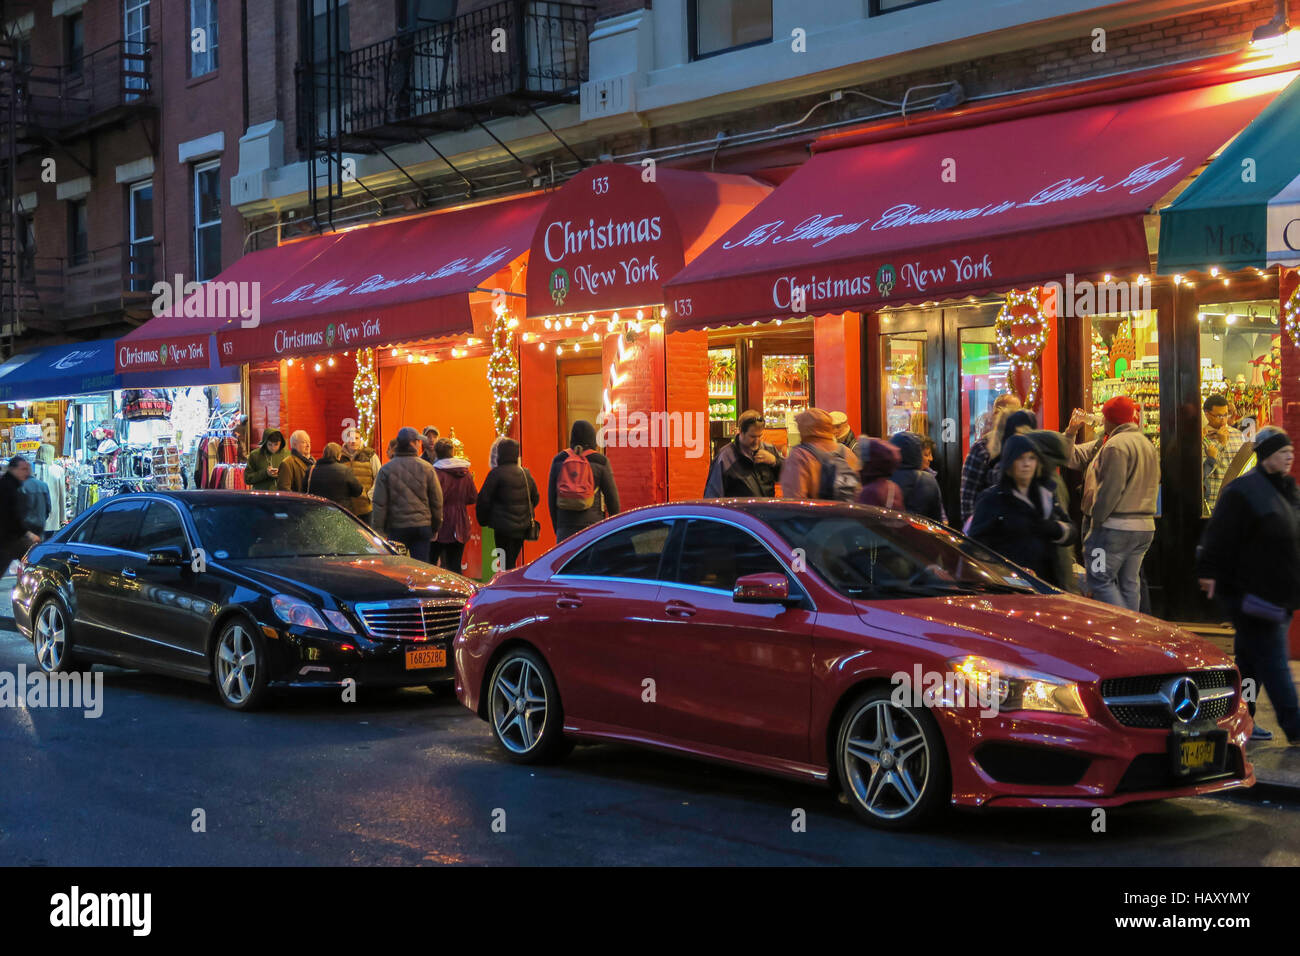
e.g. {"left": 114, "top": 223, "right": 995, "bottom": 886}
{"left": 306, "top": 0, "right": 346, "bottom": 232}
{"left": 0, "top": 35, "right": 21, "bottom": 359}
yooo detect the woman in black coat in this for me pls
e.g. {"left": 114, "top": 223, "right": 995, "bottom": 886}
{"left": 476, "top": 437, "right": 539, "bottom": 570}
{"left": 547, "top": 420, "right": 620, "bottom": 542}
{"left": 307, "top": 442, "right": 364, "bottom": 514}
{"left": 968, "top": 433, "right": 1076, "bottom": 586}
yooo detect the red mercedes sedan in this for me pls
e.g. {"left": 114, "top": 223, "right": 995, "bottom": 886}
{"left": 453, "top": 500, "right": 1252, "bottom": 828}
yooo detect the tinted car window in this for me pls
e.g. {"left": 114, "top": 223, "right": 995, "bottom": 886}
{"left": 560, "top": 520, "right": 674, "bottom": 581}
{"left": 189, "top": 498, "right": 389, "bottom": 559}
{"left": 137, "top": 501, "right": 189, "bottom": 553}
{"left": 86, "top": 499, "right": 147, "bottom": 551}
{"left": 754, "top": 506, "right": 1048, "bottom": 599}
{"left": 675, "top": 519, "right": 787, "bottom": 592}
{"left": 69, "top": 512, "right": 99, "bottom": 544}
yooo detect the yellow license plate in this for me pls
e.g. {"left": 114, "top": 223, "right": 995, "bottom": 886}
{"left": 405, "top": 647, "right": 447, "bottom": 670}
{"left": 1179, "top": 740, "right": 1216, "bottom": 771}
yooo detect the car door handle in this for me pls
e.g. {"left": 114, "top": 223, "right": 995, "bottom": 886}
{"left": 555, "top": 594, "right": 583, "bottom": 610}
{"left": 121, "top": 567, "right": 137, "bottom": 579}
{"left": 664, "top": 601, "right": 696, "bottom": 618}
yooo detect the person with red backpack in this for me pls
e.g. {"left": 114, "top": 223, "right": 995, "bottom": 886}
{"left": 548, "top": 420, "right": 620, "bottom": 541}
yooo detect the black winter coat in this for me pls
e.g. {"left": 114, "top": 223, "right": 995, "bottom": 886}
{"left": 968, "top": 478, "right": 1076, "bottom": 586}
{"left": 890, "top": 432, "right": 944, "bottom": 524}
{"left": 307, "top": 459, "right": 365, "bottom": 513}
{"left": 1196, "top": 467, "right": 1300, "bottom": 611}
{"left": 477, "top": 464, "right": 538, "bottom": 537}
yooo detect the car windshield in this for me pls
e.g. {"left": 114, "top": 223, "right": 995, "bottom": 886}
{"left": 189, "top": 498, "right": 392, "bottom": 560}
{"left": 753, "top": 506, "right": 1051, "bottom": 600}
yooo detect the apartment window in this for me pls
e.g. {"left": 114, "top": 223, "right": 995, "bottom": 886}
{"left": 689, "top": 0, "right": 771, "bottom": 60}
{"left": 125, "top": 0, "right": 151, "bottom": 98}
{"left": 65, "top": 11, "right": 84, "bottom": 75}
{"left": 67, "top": 199, "right": 89, "bottom": 268}
{"left": 397, "top": 0, "right": 455, "bottom": 32}
{"left": 129, "top": 181, "right": 155, "bottom": 293}
{"left": 193, "top": 161, "right": 221, "bottom": 282}
{"left": 305, "top": 0, "right": 351, "bottom": 138}
{"left": 868, "top": 0, "right": 941, "bottom": 13}
{"left": 190, "top": 0, "right": 219, "bottom": 76}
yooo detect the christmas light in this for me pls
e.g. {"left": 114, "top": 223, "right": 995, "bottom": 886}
{"left": 327, "top": 356, "right": 336, "bottom": 367}
{"left": 407, "top": 352, "right": 415, "bottom": 363}
{"left": 1210, "top": 267, "right": 1220, "bottom": 277}
{"left": 314, "top": 362, "right": 322, "bottom": 372}
{"left": 391, "top": 348, "right": 399, "bottom": 357}
{"left": 994, "top": 287, "right": 1050, "bottom": 406}
{"left": 539, "top": 342, "right": 547, "bottom": 352}
{"left": 1284, "top": 282, "right": 1300, "bottom": 344}
{"left": 352, "top": 348, "right": 378, "bottom": 446}
{"left": 287, "top": 358, "right": 295, "bottom": 367}
{"left": 487, "top": 310, "right": 519, "bottom": 435}
{"left": 544, "top": 319, "right": 552, "bottom": 329}
{"left": 1174, "top": 274, "right": 1184, "bottom": 285}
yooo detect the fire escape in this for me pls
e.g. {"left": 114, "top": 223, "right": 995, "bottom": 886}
{"left": 296, "top": 0, "right": 594, "bottom": 231}
{"left": 0, "top": 4, "right": 156, "bottom": 358}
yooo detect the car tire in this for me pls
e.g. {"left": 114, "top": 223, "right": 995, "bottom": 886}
{"left": 486, "top": 647, "right": 566, "bottom": 764}
{"left": 211, "top": 616, "right": 271, "bottom": 712}
{"left": 31, "top": 598, "right": 80, "bottom": 674}
{"left": 835, "top": 687, "right": 949, "bottom": 830}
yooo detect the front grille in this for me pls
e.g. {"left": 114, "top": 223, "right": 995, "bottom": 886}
{"left": 354, "top": 598, "right": 464, "bottom": 641}
{"left": 1115, "top": 745, "right": 1245, "bottom": 793}
{"left": 1101, "top": 669, "right": 1236, "bottom": 729}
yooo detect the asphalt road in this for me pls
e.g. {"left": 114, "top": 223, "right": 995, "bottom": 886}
{"left": 1, "top": 615, "right": 1297, "bottom": 866}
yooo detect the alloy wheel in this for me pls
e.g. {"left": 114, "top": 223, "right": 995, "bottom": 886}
{"left": 491, "top": 657, "right": 548, "bottom": 754}
{"left": 34, "top": 603, "right": 66, "bottom": 672}
{"left": 216, "top": 625, "right": 258, "bottom": 706}
{"left": 842, "top": 699, "right": 931, "bottom": 821}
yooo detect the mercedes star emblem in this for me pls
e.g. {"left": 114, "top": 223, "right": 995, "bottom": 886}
{"left": 1161, "top": 676, "right": 1201, "bottom": 723}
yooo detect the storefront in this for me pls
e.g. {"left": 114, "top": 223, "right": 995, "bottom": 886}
{"left": 520, "top": 163, "right": 772, "bottom": 513}
{"left": 208, "top": 193, "right": 548, "bottom": 579}
{"left": 665, "top": 68, "right": 1300, "bottom": 620}
{"left": 0, "top": 339, "right": 239, "bottom": 526}
{"left": 1157, "top": 71, "right": 1300, "bottom": 630}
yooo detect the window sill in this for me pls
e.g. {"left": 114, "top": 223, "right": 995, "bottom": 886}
{"left": 186, "top": 69, "right": 220, "bottom": 89}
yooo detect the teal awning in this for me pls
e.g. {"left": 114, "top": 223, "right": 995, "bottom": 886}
{"left": 1158, "top": 72, "right": 1300, "bottom": 273}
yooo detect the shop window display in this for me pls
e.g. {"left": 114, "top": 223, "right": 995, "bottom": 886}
{"left": 884, "top": 332, "right": 926, "bottom": 436}
{"left": 761, "top": 354, "right": 811, "bottom": 438}
{"left": 1088, "top": 310, "right": 1160, "bottom": 448}
{"left": 1198, "top": 299, "right": 1281, "bottom": 514}
{"left": 959, "top": 326, "right": 1012, "bottom": 452}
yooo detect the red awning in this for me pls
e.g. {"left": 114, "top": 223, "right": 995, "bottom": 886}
{"left": 116, "top": 236, "right": 342, "bottom": 374}
{"left": 663, "top": 73, "right": 1296, "bottom": 329}
{"left": 524, "top": 164, "right": 770, "bottom": 316}
{"left": 214, "top": 192, "right": 549, "bottom": 365}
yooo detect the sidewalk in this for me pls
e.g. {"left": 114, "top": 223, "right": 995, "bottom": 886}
{"left": 1186, "top": 624, "right": 1300, "bottom": 794}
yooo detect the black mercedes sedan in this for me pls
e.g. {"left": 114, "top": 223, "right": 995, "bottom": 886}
{"left": 12, "top": 491, "right": 475, "bottom": 710}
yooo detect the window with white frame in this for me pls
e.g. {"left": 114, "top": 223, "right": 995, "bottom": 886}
{"left": 193, "top": 160, "right": 221, "bottom": 282}
{"left": 190, "top": 0, "right": 218, "bottom": 77}
{"left": 128, "top": 180, "right": 154, "bottom": 293}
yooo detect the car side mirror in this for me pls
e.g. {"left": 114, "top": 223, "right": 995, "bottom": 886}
{"left": 733, "top": 572, "right": 793, "bottom": 605}
{"left": 388, "top": 539, "right": 410, "bottom": 556}
{"left": 147, "top": 546, "right": 186, "bottom": 567}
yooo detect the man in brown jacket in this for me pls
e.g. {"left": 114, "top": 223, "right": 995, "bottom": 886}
{"left": 276, "top": 430, "right": 315, "bottom": 493}
{"left": 779, "top": 408, "right": 861, "bottom": 500}
{"left": 372, "top": 427, "right": 443, "bottom": 563}
{"left": 1068, "top": 395, "right": 1159, "bottom": 611}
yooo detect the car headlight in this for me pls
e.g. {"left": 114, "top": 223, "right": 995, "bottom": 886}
{"left": 271, "top": 594, "right": 332, "bottom": 631}
{"left": 322, "top": 609, "right": 356, "bottom": 634}
{"left": 949, "top": 655, "right": 1087, "bottom": 717}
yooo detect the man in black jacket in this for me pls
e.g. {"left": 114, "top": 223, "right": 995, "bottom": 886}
{"left": 1197, "top": 427, "right": 1300, "bottom": 744}
{"left": 0, "top": 456, "right": 40, "bottom": 576}
{"left": 703, "top": 409, "right": 783, "bottom": 498}
{"left": 889, "top": 431, "right": 945, "bottom": 524}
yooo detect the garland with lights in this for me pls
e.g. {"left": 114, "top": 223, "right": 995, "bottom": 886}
{"left": 487, "top": 311, "right": 519, "bottom": 435}
{"left": 1285, "top": 281, "right": 1300, "bottom": 346}
{"left": 994, "top": 287, "right": 1050, "bottom": 406}
{"left": 353, "top": 348, "right": 378, "bottom": 446}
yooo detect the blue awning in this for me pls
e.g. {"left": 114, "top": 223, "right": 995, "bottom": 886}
{"left": 0, "top": 339, "right": 238, "bottom": 402}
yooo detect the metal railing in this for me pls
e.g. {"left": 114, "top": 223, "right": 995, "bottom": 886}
{"left": 29, "top": 242, "right": 157, "bottom": 319}
{"left": 298, "top": 0, "right": 592, "bottom": 146}
{"left": 6, "top": 39, "right": 155, "bottom": 137}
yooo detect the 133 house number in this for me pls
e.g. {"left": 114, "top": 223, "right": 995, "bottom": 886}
{"left": 673, "top": 298, "right": 693, "bottom": 317}
{"left": 592, "top": 176, "right": 611, "bottom": 195}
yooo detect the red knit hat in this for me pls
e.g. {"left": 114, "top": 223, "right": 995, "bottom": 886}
{"left": 1102, "top": 395, "right": 1140, "bottom": 425}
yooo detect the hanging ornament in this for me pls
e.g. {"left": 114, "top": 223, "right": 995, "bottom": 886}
{"left": 487, "top": 310, "right": 519, "bottom": 435}
{"left": 994, "top": 287, "right": 1050, "bottom": 406}
{"left": 1284, "top": 281, "right": 1300, "bottom": 346}
{"left": 352, "top": 348, "right": 378, "bottom": 446}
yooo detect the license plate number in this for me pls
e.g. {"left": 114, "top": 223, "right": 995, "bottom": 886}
{"left": 1169, "top": 724, "right": 1226, "bottom": 777}
{"left": 1179, "top": 740, "right": 1215, "bottom": 770}
{"left": 405, "top": 647, "right": 446, "bottom": 670}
